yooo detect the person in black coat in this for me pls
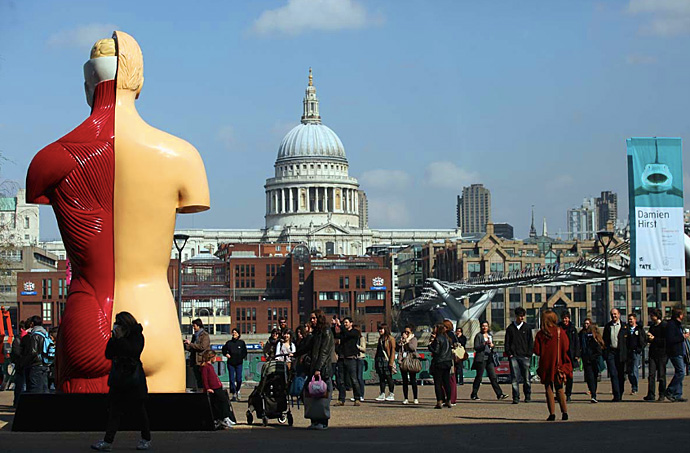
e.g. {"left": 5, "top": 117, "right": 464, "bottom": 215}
{"left": 428, "top": 323, "right": 453, "bottom": 409}
{"left": 645, "top": 308, "right": 667, "bottom": 401}
{"left": 557, "top": 311, "right": 580, "bottom": 402}
{"left": 91, "top": 312, "right": 150, "bottom": 452}
{"left": 579, "top": 318, "right": 604, "bottom": 403}
{"left": 664, "top": 306, "right": 690, "bottom": 402}
{"left": 221, "top": 328, "right": 247, "bottom": 401}
{"left": 603, "top": 308, "right": 627, "bottom": 402}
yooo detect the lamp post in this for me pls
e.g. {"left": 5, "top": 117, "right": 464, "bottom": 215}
{"left": 173, "top": 234, "right": 190, "bottom": 328}
{"left": 596, "top": 230, "right": 614, "bottom": 322}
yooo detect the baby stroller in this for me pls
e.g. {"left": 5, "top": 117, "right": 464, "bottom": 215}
{"left": 246, "top": 354, "right": 293, "bottom": 426}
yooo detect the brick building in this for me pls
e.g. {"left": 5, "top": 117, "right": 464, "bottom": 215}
{"left": 17, "top": 260, "right": 69, "bottom": 328}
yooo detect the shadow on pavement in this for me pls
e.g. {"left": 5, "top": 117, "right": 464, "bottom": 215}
{"left": 0, "top": 418, "right": 687, "bottom": 452}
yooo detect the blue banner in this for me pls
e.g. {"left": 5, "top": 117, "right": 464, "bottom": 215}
{"left": 627, "top": 137, "right": 685, "bottom": 277}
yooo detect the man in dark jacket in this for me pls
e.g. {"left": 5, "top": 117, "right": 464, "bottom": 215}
{"left": 603, "top": 308, "right": 627, "bottom": 402}
{"left": 644, "top": 309, "right": 667, "bottom": 401}
{"left": 558, "top": 311, "right": 580, "bottom": 402}
{"left": 664, "top": 306, "right": 689, "bottom": 402}
{"left": 21, "top": 316, "right": 51, "bottom": 394}
{"left": 504, "top": 307, "right": 533, "bottom": 404}
{"left": 183, "top": 318, "right": 210, "bottom": 391}
{"left": 222, "top": 328, "right": 247, "bottom": 401}
{"left": 333, "top": 317, "right": 362, "bottom": 406}
{"left": 625, "top": 313, "right": 646, "bottom": 395}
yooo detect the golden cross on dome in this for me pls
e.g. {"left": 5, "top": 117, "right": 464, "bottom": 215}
{"left": 308, "top": 67, "right": 313, "bottom": 86}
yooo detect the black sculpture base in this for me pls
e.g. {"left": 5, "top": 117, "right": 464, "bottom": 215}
{"left": 12, "top": 392, "right": 214, "bottom": 432}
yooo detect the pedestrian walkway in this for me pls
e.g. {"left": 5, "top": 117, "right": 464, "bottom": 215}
{"left": 1, "top": 379, "right": 688, "bottom": 452}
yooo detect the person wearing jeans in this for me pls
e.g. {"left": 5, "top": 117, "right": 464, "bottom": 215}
{"left": 579, "top": 318, "right": 604, "bottom": 403}
{"left": 644, "top": 309, "right": 667, "bottom": 401}
{"left": 664, "top": 307, "right": 689, "bottom": 402}
{"left": 222, "top": 328, "right": 247, "bottom": 401}
{"left": 625, "top": 313, "right": 645, "bottom": 395}
{"left": 504, "top": 307, "right": 533, "bottom": 404}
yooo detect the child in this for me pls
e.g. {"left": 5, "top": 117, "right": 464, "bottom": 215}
{"left": 201, "top": 350, "right": 235, "bottom": 429}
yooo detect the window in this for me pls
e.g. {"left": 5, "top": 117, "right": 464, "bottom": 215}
{"left": 58, "top": 279, "right": 65, "bottom": 298}
{"left": 42, "top": 302, "right": 52, "bottom": 322}
{"left": 24, "top": 216, "right": 30, "bottom": 229}
{"left": 339, "top": 276, "right": 344, "bottom": 289}
{"left": 42, "top": 279, "right": 53, "bottom": 299}
{"left": 318, "top": 292, "right": 340, "bottom": 301}
{"left": 344, "top": 277, "right": 349, "bottom": 289}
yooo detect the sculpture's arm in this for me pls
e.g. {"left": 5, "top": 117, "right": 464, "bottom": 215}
{"left": 26, "top": 142, "right": 78, "bottom": 204}
{"left": 176, "top": 142, "right": 210, "bottom": 214}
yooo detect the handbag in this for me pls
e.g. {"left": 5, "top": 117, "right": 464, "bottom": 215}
{"left": 452, "top": 344, "right": 467, "bottom": 363}
{"left": 401, "top": 353, "right": 422, "bottom": 373}
{"left": 555, "top": 329, "right": 567, "bottom": 386}
{"left": 306, "top": 375, "right": 328, "bottom": 399}
{"left": 108, "top": 357, "right": 143, "bottom": 389}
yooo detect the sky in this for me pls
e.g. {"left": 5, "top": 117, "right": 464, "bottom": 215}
{"left": 1, "top": 0, "right": 690, "bottom": 241}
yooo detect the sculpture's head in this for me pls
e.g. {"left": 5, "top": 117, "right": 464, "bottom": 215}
{"left": 113, "top": 31, "right": 144, "bottom": 99}
{"left": 83, "top": 38, "right": 116, "bottom": 107}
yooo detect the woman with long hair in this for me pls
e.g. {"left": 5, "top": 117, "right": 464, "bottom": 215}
{"left": 398, "top": 324, "right": 419, "bottom": 405}
{"left": 470, "top": 321, "right": 508, "bottom": 401}
{"left": 429, "top": 323, "right": 453, "bottom": 409}
{"left": 374, "top": 323, "right": 396, "bottom": 401}
{"left": 91, "top": 312, "right": 150, "bottom": 451}
{"left": 305, "top": 310, "right": 335, "bottom": 430}
{"left": 534, "top": 310, "right": 572, "bottom": 420}
{"left": 579, "top": 318, "right": 604, "bottom": 403}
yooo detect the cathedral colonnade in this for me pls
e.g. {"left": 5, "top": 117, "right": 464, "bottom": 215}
{"left": 265, "top": 186, "right": 359, "bottom": 214}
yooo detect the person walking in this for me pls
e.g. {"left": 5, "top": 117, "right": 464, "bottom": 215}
{"left": 91, "top": 312, "right": 151, "bottom": 451}
{"left": 183, "top": 318, "right": 210, "bottom": 391}
{"left": 558, "top": 311, "right": 580, "bottom": 402}
{"left": 603, "top": 308, "right": 627, "bottom": 402}
{"left": 305, "top": 310, "right": 335, "bottom": 430}
{"left": 398, "top": 324, "right": 419, "bottom": 405}
{"left": 374, "top": 323, "right": 396, "bottom": 402}
{"left": 355, "top": 325, "right": 367, "bottom": 402}
{"left": 625, "top": 313, "right": 646, "bottom": 395}
{"left": 201, "top": 350, "right": 235, "bottom": 430}
{"left": 579, "top": 318, "right": 604, "bottom": 403}
{"left": 644, "top": 309, "right": 667, "bottom": 401}
{"left": 333, "top": 317, "right": 362, "bottom": 406}
{"left": 470, "top": 321, "right": 508, "bottom": 401}
{"left": 505, "top": 307, "right": 533, "bottom": 404}
{"left": 533, "top": 310, "right": 572, "bottom": 421}
{"left": 454, "top": 327, "right": 467, "bottom": 386}
{"left": 10, "top": 320, "right": 27, "bottom": 406}
{"left": 429, "top": 323, "right": 453, "bottom": 409}
{"left": 442, "top": 320, "right": 459, "bottom": 404}
{"left": 664, "top": 306, "right": 689, "bottom": 402}
{"left": 221, "top": 328, "right": 247, "bottom": 401}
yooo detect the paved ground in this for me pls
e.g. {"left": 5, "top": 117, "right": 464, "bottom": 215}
{"left": 1, "top": 378, "right": 689, "bottom": 452}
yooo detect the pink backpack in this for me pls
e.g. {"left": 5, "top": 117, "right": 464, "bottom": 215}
{"left": 306, "top": 375, "right": 328, "bottom": 399}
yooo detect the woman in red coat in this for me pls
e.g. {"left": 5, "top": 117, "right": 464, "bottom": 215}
{"left": 534, "top": 310, "right": 572, "bottom": 421}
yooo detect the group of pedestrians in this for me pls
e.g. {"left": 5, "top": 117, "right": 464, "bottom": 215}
{"left": 9, "top": 315, "right": 57, "bottom": 406}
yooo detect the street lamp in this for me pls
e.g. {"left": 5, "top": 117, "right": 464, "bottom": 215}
{"left": 596, "top": 230, "right": 614, "bottom": 322}
{"left": 174, "top": 234, "right": 190, "bottom": 327}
